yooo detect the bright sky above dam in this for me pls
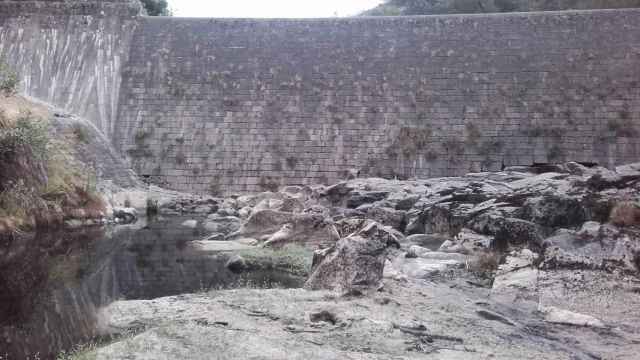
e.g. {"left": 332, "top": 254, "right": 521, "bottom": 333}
{"left": 168, "top": 0, "right": 385, "bottom": 18}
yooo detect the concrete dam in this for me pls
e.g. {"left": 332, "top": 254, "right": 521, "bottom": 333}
{"left": 1, "top": 0, "right": 639, "bottom": 194}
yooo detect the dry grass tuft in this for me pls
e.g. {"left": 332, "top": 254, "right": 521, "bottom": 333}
{"left": 466, "top": 251, "right": 500, "bottom": 276}
{"left": 609, "top": 201, "right": 640, "bottom": 227}
{"left": 0, "top": 109, "right": 12, "bottom": 129}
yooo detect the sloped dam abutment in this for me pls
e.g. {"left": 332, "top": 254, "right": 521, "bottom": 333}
{"left": 1, "top": 0, "right": 639, "bottom": 194}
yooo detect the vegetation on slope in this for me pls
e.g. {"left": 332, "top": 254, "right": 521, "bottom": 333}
{"left": 0, "top": 64, "right": 104, "bottom": 234}
{"left": 363, "top": 0, "right": 640, "bottom": 16}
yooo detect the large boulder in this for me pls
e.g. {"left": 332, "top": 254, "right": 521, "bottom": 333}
{"left": 540, "top": 306, "right": 605, "bottom": 328}
{"left": 203, "top": 215, "right": 242, "bottom": 236}
{"left": 112, "top": 207, "right": 138, "bottom": 224}
{"left": 406, "top": 203, "right": 472, "bottom": 236}
{"left": 491, "top": 249, "right": 540, "bottom": 304}
{"left": 365, "top": 205, "right": 406, "bottom": 232}
{"left": 319, "top": 182, "right": 354, "bottom": 205}
{"left": 469, "top": 213, "right": 544, "bottom": 250}
{"left": 519, "top": 194, "right": 586, "bottom": 229}
{"left": 304, "top": 221, "right": 397, "bottom": 294}
{"left": 392, "top": 250, "right": 467, "bottom": 279}
{"left": 438, "top": 228, "right": 492, "bottom": 253}
{"left": 345, "top": 191, "right": 389, "bottom": 209}
{"left": 404, "top": 233, "right": 449, "bottom": 251}
{"left": 539, "top": 221, "right": 640, "bottom": 273}
{"left": 231, "top": 209, "right": 339, "bottom": 248}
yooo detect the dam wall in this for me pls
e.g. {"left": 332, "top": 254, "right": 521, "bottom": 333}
{"left": 0, "top": 0, "right": 140, "bottom": 138}
{"left": 2, "top": 2, "right": 640, "bottom": 194}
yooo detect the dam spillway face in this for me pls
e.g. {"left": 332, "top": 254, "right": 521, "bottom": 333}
{"left": 1, "top": 1, "right": 639, "bottom": 194}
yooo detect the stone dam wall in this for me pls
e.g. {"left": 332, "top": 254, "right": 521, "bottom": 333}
{"left": 0, "top": 0, "right": 140, "bottom": 138}
{"left": 2, "top": 2, "right": 640, "bottom": 194}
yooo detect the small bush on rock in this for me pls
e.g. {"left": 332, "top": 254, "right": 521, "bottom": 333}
{"left": 0, "top": 179, "right": 42, "bottom": 226}
{"left": 0, "top": 113, "right": 48, "bottom": 160}
{"left": 238, "top": 244, "right": 313, "bottom": 277}
{"left": 467, "top": 251, "right": 500, "bottom": 277}
{"left": 609, "top": 201, "right": 640, "bottom": 227}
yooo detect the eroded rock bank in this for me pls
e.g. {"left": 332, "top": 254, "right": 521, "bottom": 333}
{"left": 73, "top": 162, "right": 640, "bottom": 359}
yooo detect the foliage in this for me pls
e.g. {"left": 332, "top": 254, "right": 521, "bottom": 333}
{"left": 140, "top": 0, "right": 172, "bottom": 16}
{"left": 0, "top": 109, "right": 10, "bottom": 129}
{"left": 0, "top": 179, "right": 41, "bottom": 224}
{"left": 0, "top": 106, "right": 104, "bottom": 230}
{"left": 0, "top": 62, "right": 18, "bottom": 96}
{"left": 0, "top": 113, "right": 49, "bottom": 161}
{"left": 146, "top": 198, "right": 159, "bottom": 216}
{"left": 466, "top": 251, "right": 500, "bottom": 277}
{"left": 238, "top": 244, "right": 314, "bottom": 277}
{"left": 56, "top": 327, "right": 141, "bottom": 360}
{"left": 362, "top": 0, "right": 640, "bottom": 15}
{"left": 609, "top": 201, "right": 640, "bottom": 227}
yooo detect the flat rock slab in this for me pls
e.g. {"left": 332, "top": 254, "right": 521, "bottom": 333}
{"left": 90, "top": 281, "right": 618, "bottom": 360}
{"left": 192, "top": 240, "right": 254, "bottom": 252}
{"left": 393, "top": 257, "right": 465, "bottom": 278}
{"left": 492, "top": 268, "right": 539, "bottom": 294}
{"left": 541, "top": 306, "right": 605, "bottom": 328}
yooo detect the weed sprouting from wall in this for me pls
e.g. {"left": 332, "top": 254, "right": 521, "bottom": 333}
{"left": 465, "top": 123, "right": 482, "bottom": 146}
{"left": 524, "top": 126, "right": 565, "bottom": 140}
{"left": 285, "top": 156, "right": 298, "bottom": 169}
{"left": 208, "top": 175, "right": 222, "bottom": 196}
{"left": 259, "top": 176, "right": 280, "bottom": 192}
{"left": 134, "top": 128, "right": 152, "bottom": 145}
{"left": 424, "top": 149, "right": 438, "bottom": 161}
{"left": 175, "top": 151, "right": 186, "bottom": 165}
{"left": 608, "top": 118, "right": 638, "bottom": 137}
{"left": 478, "top": 139, "right": 504, "bottom": 156}
{"left": 385, "top": 127, "right": 433, "bottom": 159}
{"left": 126, "top": 148, "right": 154, "bottom": 158}
{"left": 547, "top": 144, "right": 565, "bottom": 162}
{"left": 442, "top": 139, "right": 465, "bottom": 156}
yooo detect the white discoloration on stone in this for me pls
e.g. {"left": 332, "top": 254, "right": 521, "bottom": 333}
{"left": 540, "top": 306, "right": 606, "bottom": 328}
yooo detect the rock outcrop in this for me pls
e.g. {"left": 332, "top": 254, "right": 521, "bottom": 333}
{"left": 48, "top": 161, "right": 640, "bottom": 359}
{"left": 304, "top": 221, "right": 396, "bottom": 294}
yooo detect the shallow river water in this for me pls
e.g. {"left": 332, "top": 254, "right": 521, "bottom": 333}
{"left": 0, "top": 216, "right": 302, "bottom": 359}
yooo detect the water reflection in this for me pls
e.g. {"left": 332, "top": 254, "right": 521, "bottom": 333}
{"left": 0, "top": 216, "right": 303, "bottom": 359}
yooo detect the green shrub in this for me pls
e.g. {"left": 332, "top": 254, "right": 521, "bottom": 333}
{"left": 238, "top": 244, "right": 314, "bottom": 277}
{"left": 146, "top": 198, "right": 159, "bottom": 216}
{"left": 609, "top": 201, "right": 640, "bottom": 227}
{"left": 0, "top": 179, "right": 39, "bottom": 220}
{"left": 0, "top": 114, "right": 49, "bottom": 160}
{"left": 0, "top": 62, "right": 18, "bottom": 96}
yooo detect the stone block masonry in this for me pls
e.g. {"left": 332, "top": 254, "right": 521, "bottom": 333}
{"left": 2, "top": 3, "right": 640, "bottom": 194}
{"left": 0, "top": 0, "right": 141, "bottom": 138}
